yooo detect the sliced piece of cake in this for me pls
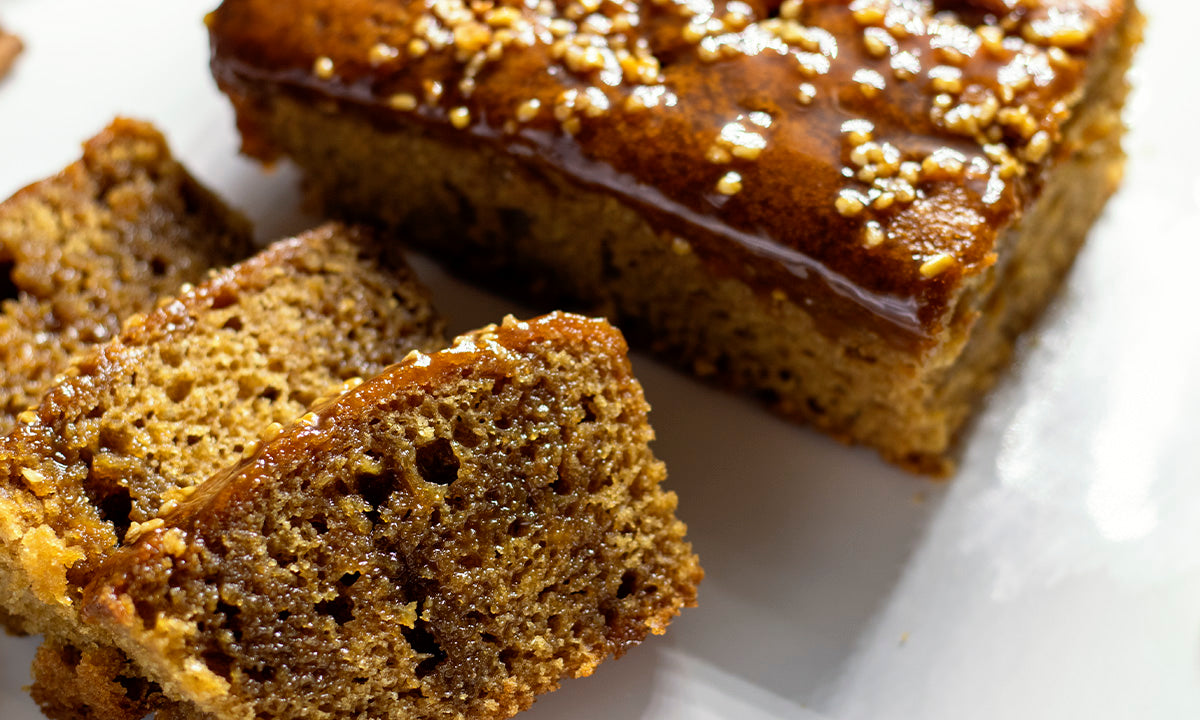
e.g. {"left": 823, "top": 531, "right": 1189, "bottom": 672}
{"left": 82, "top": 312, "right": 701, "bottom": 720}
{"left": 0, "top": 222, "right": 444, "bottom": 719}
{"left": 0, "top": 117, "right": 255, "bottom": 434}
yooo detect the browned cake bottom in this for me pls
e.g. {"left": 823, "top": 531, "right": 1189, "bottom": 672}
{"left": 225, "top": 6, "right": 1141, "bottom": 474}
{"left": 83, "top": 313, "right": 700, "bottom": 720}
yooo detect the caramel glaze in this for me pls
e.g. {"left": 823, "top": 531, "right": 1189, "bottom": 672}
{"left": 86, "top": 312, "right": 630, "bottom": 570}
{"left": 209, "top": 0, "right": 1127, "bottom": 349}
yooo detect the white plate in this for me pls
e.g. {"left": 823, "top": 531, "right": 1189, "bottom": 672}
{"left": 1, "top": 1, "right": 1198, "bottom": 718}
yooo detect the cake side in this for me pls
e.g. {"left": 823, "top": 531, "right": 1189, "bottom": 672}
{"left": 208, "top": 0, "right": 1142, "bottom": 472}
{"left": 83, "top": 312, "right": 701, "bottom": 720}
{"left": 0, "top": 118, "right": 255, "bottom": 434}
{"left": 0, "top": 223, "right": 444, "bottom": 642}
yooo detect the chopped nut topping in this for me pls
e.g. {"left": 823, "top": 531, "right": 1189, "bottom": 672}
{"left": 919, "top": 253, "right": 957, "bottom": 278}
{"left": 388, "top": 93, "right": 419, "bottom": 111}
{"left": 449, "top": 106, "right": 472, "bottom": 129}
{"left": 796, "top": 82, "right": 816, "bottom": 105}
{"left": 312, "top": 56, "right": 335, "bottom": 79}
{"left": 716, "top": 171, "right": 744, "bottom": 195}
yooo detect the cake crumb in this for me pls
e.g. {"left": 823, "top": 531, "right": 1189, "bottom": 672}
{"left": 0, "top": 25, "right": 22, "bottom": 80}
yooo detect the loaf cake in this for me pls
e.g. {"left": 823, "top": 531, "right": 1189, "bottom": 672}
{"left": 208, "top": 0, "right": 1143, "bottom": 473}
{"left": 0, "top": 117, "right": 254, "bottom": 435}
{"left": 0, "top": 223, "right": 444, "bottom": 719}
{"left": 82, "top": 312, "right": 701, "bottom": 720}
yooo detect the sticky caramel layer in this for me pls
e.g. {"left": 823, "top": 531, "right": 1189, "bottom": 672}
{"left": 209, "top": 0, "right": 1130, "bottom": 348}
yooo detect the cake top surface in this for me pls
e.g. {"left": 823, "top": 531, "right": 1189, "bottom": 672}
{"left": 209, "top": 0, "right": 1130, "bottom": 344}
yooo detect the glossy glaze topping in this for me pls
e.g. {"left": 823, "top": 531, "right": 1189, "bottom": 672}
{"left": 210, "top": 0, "right": 1128, "bottom": 344}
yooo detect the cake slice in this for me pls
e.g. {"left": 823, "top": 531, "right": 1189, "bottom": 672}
{"left": 0, "top": 117, "right": 254, "bottom": 434}
{"left": 0, "top": 222, "right": 444, "bottom": 719}
{"left": 208, "top": 0, "right": 1142, "bottom": 473}
{"left": 0, "top": 117, "right": 252, "bottom": 639}
{"left": 82, "top": 312, "right": 701, "bottom": 720}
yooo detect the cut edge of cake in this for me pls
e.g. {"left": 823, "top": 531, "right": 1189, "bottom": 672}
{"left": 81, "top": 312, "right": 701, "bottom": 720}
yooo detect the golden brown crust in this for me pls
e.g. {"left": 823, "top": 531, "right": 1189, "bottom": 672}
{"left": 209, "top": 0, "right": 1130, "bottom": 344}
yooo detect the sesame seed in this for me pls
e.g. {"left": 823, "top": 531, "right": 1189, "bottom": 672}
{"left": 891, "top": 51, "right": 920, "bottom": 80}
{"left": 516, "top": 98, "right": 541, "bottom": 122}
{"left": 716, "top": 171, "right": 744, "bottom": 195}
{"left": 706, "top": 144, "right": 732, "bottom": 164}
{"left": 486, "top": 6, "right": 521, "bottom": 27}
{"left": 719, "top": 120, "right": 767, "bottom": 159}
{"left": 977, "top": 26, "right": 1005, "bottom": 55}
{"left": 1023, "top": 130, "right": 1051, "bottom": 163}
{"left": 388, "top": 92, "right": 418, "bottom": 111}
{"left": 919, "top": 253, "right": 957, "bottom": 278}
{"left": 548, "top": 18, "right": 574, "bottom": 38}
{"left": 1024, "top": 9, "right": 1094, "bottom": 49}
{"left": 312, "top": 56, "right": 335, "bottom": 79}
{"left": 369, "top": 43, "right": 399, "bottom": 66}
{"left": 449, "top": 106, "right": 472, "bottom": 129}
{"left": 928, "top": 65, "right": 963, "bottom": 94}
{"left": 408, "top": 38, "right": 430, "bottom": 58}
{"left": 261, "top": 422, "right": 284, "bottom": 443}
{"left": 1047, "top": 46, "right": 1072, "bottom": 68}
{"left": 779, "top": 0, "right": 802, "bottom": 20}
{"left": 935, "top": 45, "right": 968, "bottom": 67}
{"left": 863, "top": 27, "right": 893, "bottom": 58}
{"left": 850, "top": 1, "right": 885, "bottom": 26}
{"left": 922, "top": 147, "right": 965, "bottom": 178}
{"left": 842, "top": 119, "right": 874, "bottom": 146}
{"left": 854, "top": 68, "right": 886, "bottom": 97}
{"left": 797, "top": 82, "right": 816, "bottom": 104}
{"left": 835, "top": 189, "right": 866, "bottom": 216}
{"left": 863, "top": 221, "right": 885, "bottom": 247}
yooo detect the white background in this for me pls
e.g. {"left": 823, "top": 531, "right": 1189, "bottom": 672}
{"left": 1, "top": 1, "right": 1197, "bottom": 718}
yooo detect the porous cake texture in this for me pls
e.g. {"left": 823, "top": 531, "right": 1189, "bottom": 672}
{"left": 209, "top": 0, "right": 1143, "bottom": 473}
{"left": 0, "top": 118, "right": 253, "bottom": 434}
{"left": 0, "top": 223, "right": 444, "bottom": 719}
{"left": 83, "top": 312, "right": 702, "bottom": 720}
